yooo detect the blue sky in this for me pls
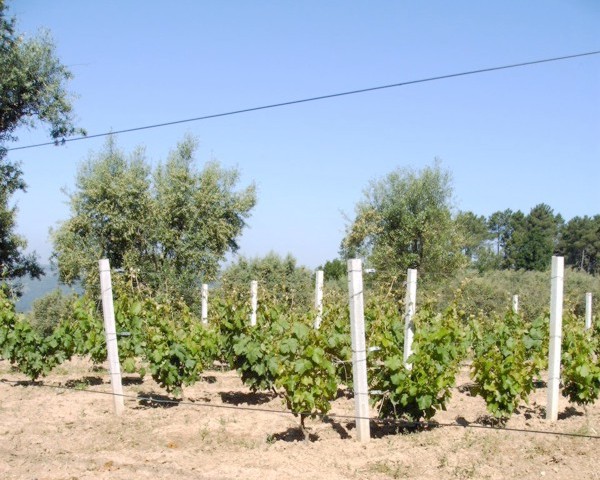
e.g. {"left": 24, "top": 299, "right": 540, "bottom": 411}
{"left": 6, "top": 0, "right": 600, "bottom": 270}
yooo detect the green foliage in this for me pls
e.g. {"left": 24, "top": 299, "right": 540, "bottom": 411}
{"left": 0, "top": 4, "right": 84, "bottom": 144}
{"left": 64, "top": 295, "right": 106, "bottom": 364}
{"left": 561, "top": 314, "right": 600, "bottom": 406}
{"left": 472, "top": 206, "right": 597, "bottom": 274}
{"left": 51, "top": 135, "right": 256, "bottom": 306}
{"left": 319, "top": 291, "right": 352, "bottom": 388}
{"left": 427, "top": 267, "right": 600, "bottom": 321}
{"left": 150, "top": 142, "right": 256, "bottom": 304}
{"left": 341, "top": 161, "right": 466, "bottom": 285}
{"left": 485, "top": 209, "right": 526, "bottom": 269}
{"left": 481, "top": 205, "right": 568, "bottom": 272}
{"left": 210, "top": 290, "right": 252, "bottom": 362}
{"left": 487, "top": 209, "right": 515, "bottom": 256}
{"left": 101, "top": 279, "right": 220, "bottom": 396}
{"left": 27, "top": 289, "right": 77, "bottom": 336}
{"left": 219, "top": 252, "right": 313, "bottom": 311}
{"left": 0, "top": 289, "right": 75, "bottom": 379}
{"left": 276, "top": 320, "right": 338, "bottom": 429}
{"left": 230, "top": 303, "right": 287, "bottom": 392}
{"left": 51, "top": 137, "right": 152, "bottom": 291}
{"left": 142, "top": 300, "right": 219, "bottom": 397}
{"left": 456, "top": 211, "right": 492, "bottom": 260}
{"left": 1, "top": 275, "right": 221, "bottom": 397}
{"left": 0, "top": 160, "right": 44, "bottom": 292}
{"left": 0, "top": 2, "right": 84, "bottom": 292}
{"left": 557, "top": 215, "right": 600, "bottom": 275}
{"left": 320, "top": 258, "right": 347, "bottom": 282}
{"left": 5, "top": 265, "right": 600, "bottom": 425}
{"left": 221, "top": 294, "right": 339, "bottom": 432}
{"left": 370, "top": 304, "right": 467, "bottom": 421}
{"left": 470, "top": 312, "right": 547, "bottom": 421}
{"left": 507, "top": 204, "right": 563, "bottom": 271}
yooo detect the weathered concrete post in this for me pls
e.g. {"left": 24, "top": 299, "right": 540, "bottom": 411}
{"left": 546, "top": 256, "right": 564, "bottom": 422}
{"left": 250, "top": 280, "right": 258, "bottom": 326}
{"left": 314, "top": 270, "right": 324, "bottom": 329}
{"left": 585, "top": 292, "right": 592, "bottom": 331}
{"left": 201, "top": 283, "right": 208, "bottom": 324}
{"left": 403, "top": 269, "right": 417, "bottom": 369}
{"left": 347, "top": 259, "right": 370, "bottom": 442}
{"left": 99, "top": 259, "right": 124, "bottom": 416}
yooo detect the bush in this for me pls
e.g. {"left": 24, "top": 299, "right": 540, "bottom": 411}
{"left": 218, "top": 252, "right": 314, "bottom": 311}
{"left": 27, "top": 289, "right": 78, "bottom": 336}
{"left": 424, "top": 268, "right": 600, "bottom": 320}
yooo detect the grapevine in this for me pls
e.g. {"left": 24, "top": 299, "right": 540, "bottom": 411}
{"left": 370, "top": 304, "right": 467, "bottom": 422}
{"left": 470, "top": 311, "right": 547, "bottom": 422}
{"left": 561, "top": 312, "right": 600, "bottom": 407}
{"left": 275, "top": 320, "right": 338, "bottom": 437}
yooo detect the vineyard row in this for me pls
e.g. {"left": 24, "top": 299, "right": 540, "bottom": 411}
{"left": 0, "top": 256, "right": 598, "bottom": 442}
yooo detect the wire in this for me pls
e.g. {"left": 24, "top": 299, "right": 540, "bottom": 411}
{"left": 5, "top": 49, "right": 600, "bottom": 153}
{"left": 2, "top": 378, "right": 599, "bottom": 440}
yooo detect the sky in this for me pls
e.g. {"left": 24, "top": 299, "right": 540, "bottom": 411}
{"left": 5, "top": 0, "right": 600, "bottom": 270}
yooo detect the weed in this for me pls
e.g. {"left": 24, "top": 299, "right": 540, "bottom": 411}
{"left": 452, "top": 463, "right": 477, "bottom": 478}
{"left": 367, "top": 460, "right": 410, "bottom": 479}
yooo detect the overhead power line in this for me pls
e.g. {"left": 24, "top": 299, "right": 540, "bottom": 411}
{"left": 6, "top": 49, "right": 600, "bottom": 153}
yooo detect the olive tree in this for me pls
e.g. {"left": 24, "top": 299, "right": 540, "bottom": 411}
{"left": 0, "top": 2, "right": 84, "bottom": 293}
{"left": 341, "top": 162, "right": 465, "bottom": 286}
{"left": 52, "top": 135, "right": 256, "bottom": 305}
{"left": 218, "top": 252, "right": 313, "bottom": 310}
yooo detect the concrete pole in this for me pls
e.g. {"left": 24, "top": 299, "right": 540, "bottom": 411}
{"left": 585, "top": 292, "right": 592, "bottom": 331}
{"left": 201, "top": 284, "right": 208, "bottom": 324}
{"left": 403, "top": 269, "right": 417, "bottom": 369}
{"left": 546, "top": 256, "right": 564, "bottom": 421}
{"left": 314, "top": 270, "right": 324, "bottom": 329}
{"left": 250, "top": 280, "right": 258, "bottom": 326}
{"left": 99, "top": 259, "right": 124, "bottom": 416}
{"left": 347, "top": 259, "right": 370, "bottom": 442}
{"left": 512, "top": 294, "right": 519, "bottom": 314}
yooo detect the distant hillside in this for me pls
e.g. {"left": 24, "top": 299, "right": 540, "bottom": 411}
{"left": 14, "top": 266, "right": 81, "bottom": 313}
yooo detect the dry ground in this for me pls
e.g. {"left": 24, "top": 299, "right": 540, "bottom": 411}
{"left": 1, "top": 358, "right": 599, "bottom": 480}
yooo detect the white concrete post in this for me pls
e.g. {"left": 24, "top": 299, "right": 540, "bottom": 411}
{"left": 347, "top": 259, "right": 370, "bottom": 442}
{"left": 403, "top": 269, "right": 417, "bottom": 369}
{"left": 99, "top": 259, "right": 124, "bottom": 416}
{"left": 585, "top": 292, "right": 592, "bottom": 331}
{"left": 314, "top": 270, "right": 324, "bottom": 329}
{"left": 512, "top": 294, "right": 519, "bottom": 314}
{"left": 546, "top": 256, "right": 564, "bottom": 421}
{"left": 201, "top": 283, "right": 208, "bottom": 324}
{"left": 250, "top": 280, "right": 258, "bottom": 326}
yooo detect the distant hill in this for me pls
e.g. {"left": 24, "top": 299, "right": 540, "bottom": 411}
{"left": 14, "top": 266, "right": 81, "bottom": 313}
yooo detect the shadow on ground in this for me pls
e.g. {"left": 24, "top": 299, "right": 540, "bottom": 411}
{"left": 220, "top": 390, "right": 275, "bottom": 406}
{"left": 559, "top": 406, "right": 583, "bottom": 420}
{"left": 269, "top": 426, "right": 319, "bottom": 443}
{"left": 65, "top": 376, "right": 104, "bottom": 388}
{"left": 135, "top": 391, "right": 181, "bottom": 409}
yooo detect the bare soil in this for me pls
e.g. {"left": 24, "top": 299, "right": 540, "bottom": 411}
{"left": 1, "top": 358, "right": 599, "bottom": 480}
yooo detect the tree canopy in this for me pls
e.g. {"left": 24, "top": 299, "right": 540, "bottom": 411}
{"left": 506, "top": 204, "right": 563, "bottom": 271}
{"left": 557, "top": 215, "right": 600, "bottom": 275}
{"left": 0, "top": 3, "right": 84, "bottom": 145}
{"left": 219, "top": 252, "right": 313, "bottom": 309}
{"left": 0, "top": 160, "right": 43, "bottom": 285}
{"left": 458, "top": 205, "right": 600, "bottom": 274}
{"left": 0, "top": 2, "right": 83, "bottom": 292}
{"left": 51, "top": 136, "right": 256, "bottom": 304}
{"left": 341, "top": 162, "right": 466, "bottom": 285}
{"left": 319, "top": 258, "right": 346, "bottom": 282}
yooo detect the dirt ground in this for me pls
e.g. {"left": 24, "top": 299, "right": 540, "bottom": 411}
{"left": 1, "top": 357, "right": 599, "bottom": 480}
